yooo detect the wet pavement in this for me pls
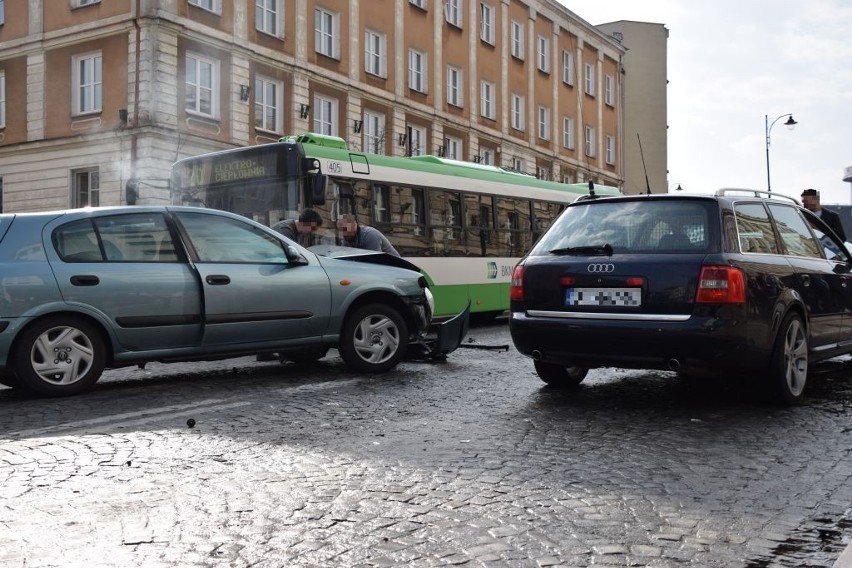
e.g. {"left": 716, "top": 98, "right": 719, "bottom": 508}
{"left": 1, "top": 323, "right": 851, "bottom": 567}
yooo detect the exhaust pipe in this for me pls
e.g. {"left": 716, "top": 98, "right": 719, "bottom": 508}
{"left": 667, "top": 358, "right": 681, "bottom": 371}
{"left": 532, "top": 349, "right": 543, "bottom": 361}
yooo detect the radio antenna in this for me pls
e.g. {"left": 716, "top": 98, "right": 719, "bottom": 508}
{"left": 637, "top": 134, "right": 651, "bottom": 194}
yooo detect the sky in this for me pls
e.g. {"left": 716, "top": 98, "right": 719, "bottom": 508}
{"left": 559, "top": 0, "right": 852, "bottom": 204}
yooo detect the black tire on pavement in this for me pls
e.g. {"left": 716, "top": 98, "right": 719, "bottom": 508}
{"left": 534, "top": 361, "right": 588, "bottom": 388}
{"left": 766, "top": 311, "right": 808, "bottom": 404}
{"left": 339, "top": 304, "right": 408, "bottom": 373}
{"left": 13, "top": 315, "right": 106, "bottom": 397}
{"left": 0, "top": 371, "right": 21, "bottom": 389}
{"left": 281, "top": 347, "right": 329, "bottom": 364}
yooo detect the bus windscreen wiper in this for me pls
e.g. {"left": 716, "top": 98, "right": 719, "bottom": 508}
{"left": 549, "top": 243, "right": 613, "bottom": 256}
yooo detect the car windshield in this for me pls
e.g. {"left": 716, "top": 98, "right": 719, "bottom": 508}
{"left": 531, "top": 199, "right": 712, "bottom": 255}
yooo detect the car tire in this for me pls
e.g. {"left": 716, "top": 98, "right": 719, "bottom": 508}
{"left": 0, "top": 371, "right": 20, "bottom": 389}
{"left": 13, "top": 316, "right": 106, "bottom": 397}
{"left": 281, "top": 347, "right": 329, "bottom": 364}
{"left": 766, "top": 312, "right": 808, "bottom": 404}
{"left": 339, "top": 304, "right": 408, "bottom": 373}
{"left": 534, "top": 361, "right": 588, "bottom": 387}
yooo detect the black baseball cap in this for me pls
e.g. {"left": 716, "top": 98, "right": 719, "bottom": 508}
{"left": 298, "top": 209, "right": 322, "bottom": 225}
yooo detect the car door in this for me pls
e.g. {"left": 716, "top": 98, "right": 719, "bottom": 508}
{"left": 172, "top": 210, "right": 333, "bottom": 347}
{"left": 46, "top": 211, "right": 203, "bottom": 351}
{"left": 767, "top": 204, "right": 847, "bottom": 348}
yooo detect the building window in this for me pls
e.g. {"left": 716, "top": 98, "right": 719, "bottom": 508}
{"left": 364, "top": 30, "right": 387, "bottom": 78}
{"left": 511, "top": 94, "right": 524, "bottom": 131}
{"left": 446, "top": 66, "right": 462, "bottom": 107}
{"left": 445, "top": 0, "right": 462, "bottom": 28}
{"left": 562, "top": 116, "right": 574, "bottom": 149}
{"left": 537, "top": 36, "right": 549, "bottom": 73}
{"left": 313, "top": 95, "right": 338, "bottom": 136}
{"left": 445, "top": 136, "right": 462, "bottom": 160}
{"left": 605, "top": 135, "right": 615, "bottom": 164}
{"left": 72, "top": 168, "right": 99, "bottom": 208}
{"left": 584, "top": 62, "right": 595, "bottom": 96}
{"left": 407, "top": 125, "right": 426, "bottom": 156}
{"left": 72, "top": 0, "right": 101, "bottom": 6}
{"left": 373, "top": 184, "right": 390, "bottom": 223}
{"left": 537, "top": 106, "right": 550, "bottom": 141}
{"left": 185, "top": 53, "right": 219, "bottom": 118}
{"left": 72, "top": 52, "right": 102, "bottom": 116}
{"left": 254, "top": 76, "right": 282, "bottom": 133}
{"left": 510, "top": 20, "right": 524, "bottom": 60}
{"left": 562, "top": 172, "right": 575, "bottom": 184}
{"left": 410, "top": 0, "right": 427, "bottom": 9}
{"left": 562, "top": 50, "right": 574, "bottom": 85}
{"left": 256, "top": 0, "right": 282, "bottom": 37}
{"left": 480, "top": 149, "right": 493, "bottom": 165}
{"left": 0, "top": 0, "right": 4, "bottom": 24}
{"left": 315, "top": 7, "right": 340, "bottom": 59}
{"left": 585, "top": 125, "right": 595, "bottom": 157}
{"left": 408, "top": 49, "right": 427, "bottom": 93}
{"left": 188, "top": 0, "right": 220, "bottom": 14}
{"left": 605, "top": 74, "right": 614, "bottom": 106}
{"left": 0, "top": 72, "right": 5, "bottom": 129}
{"left": 363, "top": 111, "right": 385, "bottom": 154}
{"left": 512, "top": 157, "right": 524, "bottom": 172}
{"left": 480, "top": 80, "right": 495, "bottom": 120}
{"left": 480, "top": 3, "right": 495, "bottom": 45}
{"left": 536, "top": 166, "right": 550, "bottom": 181}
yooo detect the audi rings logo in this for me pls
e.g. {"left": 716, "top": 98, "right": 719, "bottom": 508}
{"left": 587, "top": 263, "right": 615, "bottom": 273}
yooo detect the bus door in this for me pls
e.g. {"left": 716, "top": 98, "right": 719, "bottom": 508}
{"left": 173, "top": 211, "right": 333, "bottom": 346}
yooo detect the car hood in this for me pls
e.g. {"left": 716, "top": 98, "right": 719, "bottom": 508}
{"left": 307, "top": 245, "right": 422, "bottom": 273}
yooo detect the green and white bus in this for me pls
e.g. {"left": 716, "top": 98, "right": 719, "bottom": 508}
{"left": 170, "top": 133, "right": 621, "bottom": 318}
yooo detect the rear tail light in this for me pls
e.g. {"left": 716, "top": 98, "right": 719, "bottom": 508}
{"left": 696, "top": 265, "right": 746, "bottom": 304}
{"left": 510, "top": 265, "right": 524, "bottom": 301}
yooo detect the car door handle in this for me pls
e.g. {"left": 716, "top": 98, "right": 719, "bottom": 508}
{"left": 205, "top": 275, "right": 231, "bottom": 285}
{"left": 70, "top": 275, "right": 99, "bottom": 286}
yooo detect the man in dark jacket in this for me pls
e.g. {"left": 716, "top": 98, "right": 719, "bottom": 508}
{"left": 801, "top": 189, "right": 847, "bottom": 241}
{"left": 271, "top": 208, "right": 324, "bottom": 246}
{"left": 336, "top": 214, "right": 400, "bottom": 256}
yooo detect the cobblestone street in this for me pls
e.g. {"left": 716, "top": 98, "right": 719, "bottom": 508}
{"left": 2, "top": 323, "right": 851, "bottom": 567}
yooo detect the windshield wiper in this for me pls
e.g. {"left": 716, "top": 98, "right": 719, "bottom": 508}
{"left": 549, "top": 244, "right": 614, "bottom": 256}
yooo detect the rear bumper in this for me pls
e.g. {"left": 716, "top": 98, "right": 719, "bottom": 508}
{"left": 509, "top": 309, "right": 772, "bottom": 372}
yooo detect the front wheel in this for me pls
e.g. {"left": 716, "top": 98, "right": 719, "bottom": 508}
{"left": 339, "top": 304, "right": 408, "bottom": 373}
{"left": 766, "top": 312, "right": 808, "bottom": 404}
{"left": 534, "top": 361, "right": 588, "bottom": 388}
{"left": 13, "top": 316, "right": 106, "bottom": 397}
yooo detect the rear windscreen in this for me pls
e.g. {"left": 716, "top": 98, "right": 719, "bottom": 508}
{"left": 531, "top": 200, "right": 712, "bottom": 255}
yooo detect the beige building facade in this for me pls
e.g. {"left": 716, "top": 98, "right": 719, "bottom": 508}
{"left": 0, "top": 0, "right": 631, "bottom": 212}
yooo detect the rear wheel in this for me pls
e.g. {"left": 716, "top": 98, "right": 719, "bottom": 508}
{"left": 767, "top": 312, "right": 808, "bottom": 404}
{"left": 534, "top": 361, "right": 588, "bottom": 388}
{"left": 13, "top": 316, "right": 106, "bottom": 397}
{"left": 340, "top": 304, "right": 408, "bottom": 373}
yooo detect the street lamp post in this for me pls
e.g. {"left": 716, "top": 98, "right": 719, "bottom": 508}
{"left": 765, "top": 113, "right": 797, "bottom": 194}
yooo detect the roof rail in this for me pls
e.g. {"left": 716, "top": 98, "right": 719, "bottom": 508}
{"left": 715, "top": 188, "right": 800, "bottom": 205}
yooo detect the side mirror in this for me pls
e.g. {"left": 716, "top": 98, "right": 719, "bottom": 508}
{"left": 285, "top": 245, "right": 309, "bottom": 266}
{"left": 125, "top": 179, "right": 138, "bottom": 205}
{"left": 309, "top": 174, "right": 327, "bottom": 206}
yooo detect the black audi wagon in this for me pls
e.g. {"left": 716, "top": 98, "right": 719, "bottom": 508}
{"left": 509, "top": 189, "right": 852, "bottom": 404}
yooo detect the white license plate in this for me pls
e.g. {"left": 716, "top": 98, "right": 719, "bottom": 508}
{"left": 565, "top": 287, "right": 642, "bottom": 307}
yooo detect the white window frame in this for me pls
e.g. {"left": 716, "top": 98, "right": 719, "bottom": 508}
{"left": 0, "top": 72, "right": 5, "bottom": 129}
{"left": 480, "top": 80, "right": 495, "bottom": 120}
{"left": 254, "top": 75, "right": 283, "bottom": 133}
{"left": 562, "top": 116, "right": 574, "bottom": 149}
{"left": 314, "top": 7, "right": 340, "bottom": 60}
{"left": 446, "top": 65, "right": 463, "bottom": 107}
{"left": 0, "top": 0, "right": 4, "bottom": 24}
{"left": 256, "top": 0, "right": 283, "bottom": 38}
{"left": 562, "top": 172, "right": 575, "bottom": 184}
{"left": 363, "top": 111, "right": 386, "bottom": 154}
{"left": 188, "top": 0, "right": 220, "bottom": 14}
{"left": 536, "top": 166, "right": 549, "bottom": 181}
{"left": 364, "top": 29, "right": 388, "bottom": 78}
{"left": 409, "top": 0, "right": 427, "bottom": 9}
{"left": 444, "top": 0, "right": 462, "bottom": 28}
{"left": 72, "top": 51, "right": 103, "bottom": 116}
{"left": 606, "top": 135, "right": 615, "bottom": 165}
{"left": 512, "top": 157, "right": 524, "bottom": 171}
{"left": 605, "top": 74, "right": 614, "bottom": 106}
{"left": 185, "top": 52, "right": 219, "bottom": 118}
{"left": 537, "top": 35, "right": 549, "bottom": 73}
{"left": 562, "top": 50, "right": 574, "bottom": 85}
{"left": 408, "top": 125, "right": 426, "bottom": 156}
{"left": 72, "top": 0, "right": 100, "bottom": 6}
{"left": 445, "top": 136, "right": 462, "bottom": 160}
{"left": 584, "top": 62, "right": 595, "bottom": 96}
{"left": 510, "top": 20, "right": 524, "bottom": 60}
{"left": 408, "top": 49, "right": 428, "bottom": 93}
{"left": 537, "top": 105, "right": 550, "bottom": 141}
{"left": 585, "top": 125, "right": 596, "bottom": 157}
{"left": 510, "top": 94, "right": 525, "bottom": 131}
{"left": 480, "top": 3, "right": 495, "bottom": 45}
{"left": 313, "top": 95, "right": 338, "bottom": 136}
{"left": 480, "top": 149, "right": 493, "bottom": 165}
{"left": 72, "top": 167, "right": 100, "bottom": 208}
